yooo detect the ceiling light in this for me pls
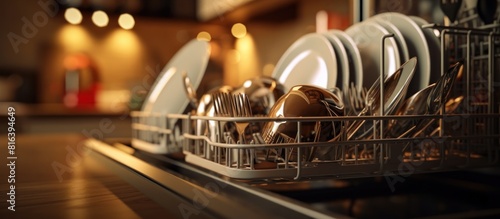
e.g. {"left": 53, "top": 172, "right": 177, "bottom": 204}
{"left": 92, "top": 10, "right": 109, "bottom": 27}
{"left": 118, "top": 13, "right": 135, "bottom": 30}
{"left": 64, "top": 8, "right": 82, "bottom": 25}
{"left": 231, "top": 23, "right": 247, "bottom": 38}
{"left": 196, "top": 31, "right": 211, "bottom": 41}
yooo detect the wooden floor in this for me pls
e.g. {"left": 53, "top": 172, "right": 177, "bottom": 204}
{"left": 0, "top": 133, "right": 174, "bottom": 218}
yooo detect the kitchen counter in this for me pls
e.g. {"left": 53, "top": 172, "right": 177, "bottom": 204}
{"left": 0, "top": 103, "right": 132, "bottom": 137}
{"left": 0, "top": 103, "right": 130, "bottom": 117}
{"left": 0, "top": 133, "right": 176, "bottom": 218}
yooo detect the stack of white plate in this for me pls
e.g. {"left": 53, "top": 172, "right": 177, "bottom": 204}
{"left": 360, "top": 12, "right": 441, "bottom": 96}
{"left": 272, "top": 12, "right": 441, "bottom": 97}
{"left": 271, "top": 32, "right": 364, "bottom": 94}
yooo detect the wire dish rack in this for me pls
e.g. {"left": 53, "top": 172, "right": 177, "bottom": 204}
{"left": 131, "top": 23, "right": 500, "bottom": 180}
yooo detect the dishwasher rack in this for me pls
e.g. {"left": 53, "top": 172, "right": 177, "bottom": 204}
{"left": 131, "top": 24, "right": 500, "bottom": 180}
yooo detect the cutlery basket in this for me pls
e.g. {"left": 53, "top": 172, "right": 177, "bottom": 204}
{"left": 180, "top": 112, "right": 499, "bottom": 179}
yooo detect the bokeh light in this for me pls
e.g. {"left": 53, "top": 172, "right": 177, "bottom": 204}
{"left": 64, "top": 8, "right": 83, "bottom": 25}
{"left": 92, "top": 10, "right": 109, "bottom": 27}
{"left": 196, "top": 31, "right": 211, "bottom": 41}
{"left": 231, "top": 23, "right": 247, "bottom": 38}
{"left": 118, "top": 13, "right": 135, "bottom": 30}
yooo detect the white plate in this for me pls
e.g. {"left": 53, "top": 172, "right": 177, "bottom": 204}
{"left": 345, "top": 21, "right": 401, "bottom": 88}
{"left": 329, "top": 30, "right": 364, "bottom": 92}
{"left": 141, "top": 39, "right": 210, "bottom": 114}
{"left": 136, "top": 39, "right": 210, "bottom": 154}
{"left": 410, "top": 16, "right": 442, "bottom": 84}
{"left": 272, "top": 33, "right": 337, "bottom": 91}
{"left": 369, "top": 12, "right": 431, "bottom": 96}
{"left": 365, "top": 18, "right": 410, "bottom": 62}
{"left": 322, "top": 31, "right": 349, "bottom": 91}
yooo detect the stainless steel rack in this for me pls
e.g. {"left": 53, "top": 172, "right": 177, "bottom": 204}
{"left": 130, "top": 22, "right": 500, "bottom": 180}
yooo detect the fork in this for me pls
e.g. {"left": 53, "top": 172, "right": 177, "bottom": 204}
{"left": 213, "top": 92, "right": 229, "bottom": 138}
{"left": 212, "top": 92, "right": 254, "bottom": 167}
{"left": 231, "top": 93, "right": 255, "bottom": 167}
{"left": 213, "top": 92, "right": 253, "bottom": 143}
{"left": 232, "top": 93, "right": 253, "bottom": 144}
{"left": 347, "top": 82, "right": 368, "bottom": 116}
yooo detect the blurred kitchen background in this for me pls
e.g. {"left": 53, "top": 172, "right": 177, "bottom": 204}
{"left": 0, "top": 0, "right": 443, "bottom": 136}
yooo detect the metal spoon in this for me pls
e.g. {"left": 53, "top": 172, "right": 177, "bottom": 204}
{"left": 182, "top": 71, "right": 198, "bottom": 109}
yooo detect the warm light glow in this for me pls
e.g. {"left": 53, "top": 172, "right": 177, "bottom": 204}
{"left": 103, "top": 29, "right": 143, "bottom": 57}
{"left": 99, "top": 29, "right": 145, "bottom": 101}
{"left": 197, "top": 31, "right": 211, "bottom": 41}
{"left": 57, "top": 25, "right": 93, "bottom": 52}
{"left": 118, "top": 13, "right": 135, "bottom": 30}
{"left": 231, "top": 23, "right": 247, "bottom": 38}
{"left": 235, "top": 34, "right": 260, "bottom": 83}
{"left": 92, "top": 10, "right": 109, "bottom": 27}
{"left": 224, "top": 49, "right": 241, "bottom": 87}
{"left": 64, "top": 8, "right": 82, "bottom": 24}
{"left": 228, "top": 49, "right": 241, "bottom": 63}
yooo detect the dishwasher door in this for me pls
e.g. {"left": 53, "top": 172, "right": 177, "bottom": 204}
{"left": 87, "top": 138, "right": 500, "bottom": 218}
